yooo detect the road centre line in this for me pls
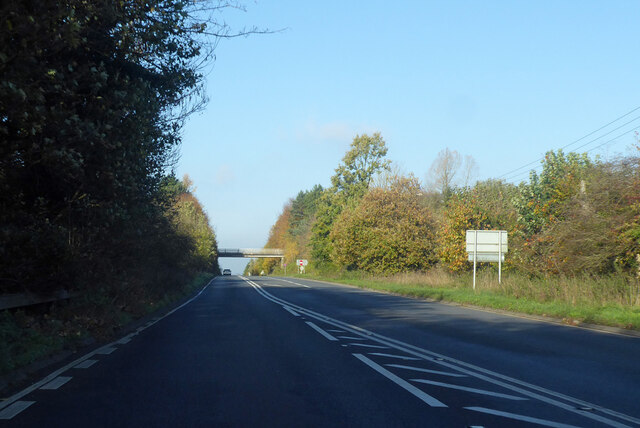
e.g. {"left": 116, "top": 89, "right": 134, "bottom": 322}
{"left": 242, "top": 277, "right": 638, "bottom": 428}
{"left": 306, "top": 321, "right": 338, "bottom": 341}
{"left": 0, "top": 279, "right": 214, "bottom": 417}
{"left": 411, "top": 378, "right": 527, "bottom": 401}
{"left": 385, "top": 364, "right": 467, "bottom": 377}
{"left": 465, "top": 407, "right": 582, "bottom": 428}
{"left": 353, "top": 354, "right": 447, "bottom": 407}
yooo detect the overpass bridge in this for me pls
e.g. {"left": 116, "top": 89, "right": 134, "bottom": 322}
{"left": 218, "top": 248, "right": 284, "bottom": 259}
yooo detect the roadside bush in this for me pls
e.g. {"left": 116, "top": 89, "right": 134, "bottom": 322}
{"left": 436, "top": 192, "right": 489, "bottom": 272}
{"left": 331, "top": 176, "right": 436, "bottom": 274}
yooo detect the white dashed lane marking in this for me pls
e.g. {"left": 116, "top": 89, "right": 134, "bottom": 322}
{"left": 40, "top": 376, "right": 72, "bottom": 390}
{"left": 116, "top": 334, "right": 135, "bottom": 344}
{"left": 94, "top": 346, "right": 117, "bottom": 355}
{"left": 74, "top": 359, "right": 98, "bottom": 369}
{"left": 0, "top": 401, "right": 35, "bottom": 420}
{"left": 0, "top": 281, "right": 215, "bottom": 421}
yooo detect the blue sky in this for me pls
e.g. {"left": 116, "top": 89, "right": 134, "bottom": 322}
{"left": 177, "top": 1, "right": 640, "bottom": 273}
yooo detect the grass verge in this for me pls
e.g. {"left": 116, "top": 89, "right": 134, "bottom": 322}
{"left": 289, "top": 269, "right": 640, "bottom": 331}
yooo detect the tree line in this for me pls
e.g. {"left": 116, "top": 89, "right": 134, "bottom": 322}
{"left": 0, "top": 1, "right": 222, "bottom": 310}
{"left": 248, "top": 132, "right": 640, "bottom": 280}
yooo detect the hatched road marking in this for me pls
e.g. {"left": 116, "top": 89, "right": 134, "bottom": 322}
{"left": 306, "top": 321, "right": 338, "bottom": 341}
{"left": 411, "top": 378, "right": 527, "bottom": 401}
{"left": 465, "top": 407, "right": 583, "bottom": 428}
{"left": 367, "top": 352, "right": 421, "bottom": 361}
{"left": 353, "top": 354, "right": 447, "bottom": 407}
{"left": 385, "top": 363, "right": 467, "bottom": 378}
{"left": 244, "top": 277, "right": 640, "bottom": 428}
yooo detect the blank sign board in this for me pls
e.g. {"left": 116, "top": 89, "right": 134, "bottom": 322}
{"left": 466, "top": 230, "right": 508, "bottom": 255}
{"left": 466, "top": 230, "right": 508, "bottom": 287}
{"left": 467, "top": 253, "right": 505, "bottom": 262}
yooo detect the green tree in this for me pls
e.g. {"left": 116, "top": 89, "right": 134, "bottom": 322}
{"left": 331, "top": 132, "right": 391, "bottom": 200}
{"left": 310, "top": 133, "right": 391, "bottom": 265}
{"left": 513, "top": 150, "right": 593, "bottom": 237}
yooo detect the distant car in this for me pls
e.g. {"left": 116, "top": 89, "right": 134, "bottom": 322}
{"left": 222, "top": 269, "right": 231, "bottom": 276}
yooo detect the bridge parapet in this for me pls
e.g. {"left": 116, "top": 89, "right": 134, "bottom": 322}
{"left": 218, "top": 248, "right": 284, "bottom": 258}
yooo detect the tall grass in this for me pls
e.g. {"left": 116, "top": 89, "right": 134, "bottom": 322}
{"left": 374, "top": 269, "right": 640, "bottom": 307}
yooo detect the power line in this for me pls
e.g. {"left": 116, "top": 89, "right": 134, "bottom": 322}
{"left": 584, "top": 125, "right": 640, "bottom": 155}
{"left": 497, "top": 106, "right": 640, "bottom": 180}
{"left": 502, "top": 125, "right": 640, "bottom": 183}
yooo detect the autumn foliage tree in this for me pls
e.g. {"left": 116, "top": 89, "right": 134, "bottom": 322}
{"left": 436, "top": 192, "right": 490, "bottom": 272}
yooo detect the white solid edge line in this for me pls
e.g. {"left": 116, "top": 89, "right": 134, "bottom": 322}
{"left": 411, "top": 378, "right": 527, "bottom": 401}
{"left": 305, "top": 321, "right": 338, "bottom": 341}
{"left": 0, "top": 401, "right": 36, "bottom": 420}
{"left": 385, "top": 364, "right": 467, "bottom": 377}
{"left": 282, "top": 306, "right": 300, "bottom": 316}
{"left": 241, "top": 277, "right": 637, "bottom": 428}
{"left": 465, "top": 407, "right": 582, "bottom": 428}
{"left": 353, "top": 354, "right": 446, "bottom": 407}
{"left": 0, "top": 279, "right": 214, "bottom": 412}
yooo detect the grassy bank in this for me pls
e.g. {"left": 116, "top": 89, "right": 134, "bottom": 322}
{"left": 289, "top": 269, "right": 640, "bottom": 331}
{"left": 0, "top": 272, "right": 215, "bottom": 376}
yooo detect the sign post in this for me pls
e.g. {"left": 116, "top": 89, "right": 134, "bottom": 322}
{"left": 466, "top": 230, "right": 508, "bottom": 290}
{"left": 296, "top": 259, "right": 308, "bottom": 274}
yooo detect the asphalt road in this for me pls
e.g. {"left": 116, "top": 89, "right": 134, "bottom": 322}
{"left": 2, "top": 275, "right": 639, "bottom": 427}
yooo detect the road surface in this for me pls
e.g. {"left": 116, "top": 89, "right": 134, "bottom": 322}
{"left": 2, "top": 275, "right": 639, "bottom": 427}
